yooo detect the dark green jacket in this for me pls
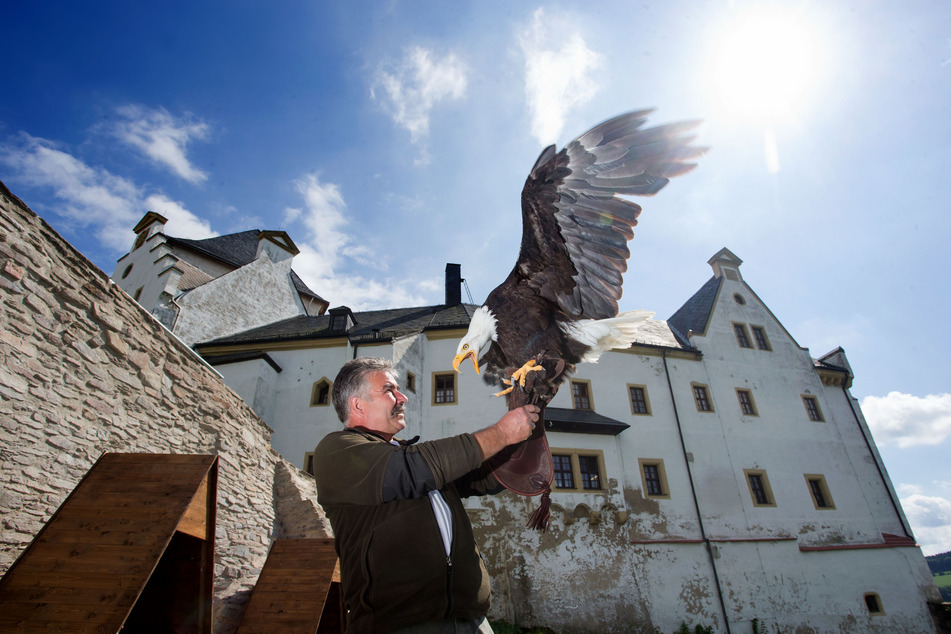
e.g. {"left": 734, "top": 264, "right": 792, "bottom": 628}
{"left": 313, "top": 427, "right": 501, "bottom": 634}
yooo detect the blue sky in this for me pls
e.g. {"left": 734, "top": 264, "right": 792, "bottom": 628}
{"left": 2, "top": 0, "right": 950, "bottom": 555}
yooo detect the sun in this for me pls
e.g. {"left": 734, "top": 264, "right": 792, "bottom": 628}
{"left": 710, "top": 6, "right": 822, "bottom": 123}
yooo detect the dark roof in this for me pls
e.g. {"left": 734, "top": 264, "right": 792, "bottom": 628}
{"left": 202, "top": 351, "right": 282, "bottom": 373}
{"left": 667, "top": 276, "right": 721, "bottom": 345}
{"left": 165, "top": 231, "right": 326, "bottom": 304}
{"left": 166, "top": 230, "right": 261, "bottom": 268}
{"left": 544, "top": 407, "right": 630, "bottom": 435}
{"left": 196, "top": 302, "right": 478, "bottom": 348}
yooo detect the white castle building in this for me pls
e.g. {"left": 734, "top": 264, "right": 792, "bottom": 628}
{"left": 111, "top": 218, "right": 943, "bottom": 632}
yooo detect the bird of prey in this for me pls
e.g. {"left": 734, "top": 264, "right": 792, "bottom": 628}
{"left": 452, "top": 109, "right": 704, "bottom": 529}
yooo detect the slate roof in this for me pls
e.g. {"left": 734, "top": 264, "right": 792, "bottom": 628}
{"left": 544, "top": 407, "right": 630, "bottom": 435}
{"left": 196, "top": 302, "right": 478, "bottom": 347}
{"left": 165, "top": 231, "right": 325, "bottom": 302}
{"left": 667, "top": 275, "right": 722, "bottom": 345}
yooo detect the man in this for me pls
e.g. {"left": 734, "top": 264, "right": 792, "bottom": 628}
{"left": 313, "top": 357, "right": 539, "bottom": 634}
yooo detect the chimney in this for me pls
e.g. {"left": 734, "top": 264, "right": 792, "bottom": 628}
{"left": 445, "top": 263, "right": 462, "bottom": 306}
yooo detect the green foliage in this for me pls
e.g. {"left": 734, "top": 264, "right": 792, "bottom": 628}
{"left": 926, "top": 550, "right": 951, "bottom": 575}
{"left": 675, "top": 622, "right": 713, "bottom": 634}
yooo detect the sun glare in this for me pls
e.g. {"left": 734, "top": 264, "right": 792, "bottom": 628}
{"left": 711, "top": 7, "right": 821, "bottom": 123}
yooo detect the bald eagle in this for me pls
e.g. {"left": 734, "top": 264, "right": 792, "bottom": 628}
{"left": 452, "top": 110, "right": 703, "bottom": 529}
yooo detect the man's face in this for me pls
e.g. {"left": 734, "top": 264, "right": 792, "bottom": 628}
{"left": 357, "top": 370, "right": 408, "bottom": 439}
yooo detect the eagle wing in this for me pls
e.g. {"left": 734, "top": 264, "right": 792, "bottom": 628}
{"left": 512, "top": 110, "right": 704, "bottom": 320}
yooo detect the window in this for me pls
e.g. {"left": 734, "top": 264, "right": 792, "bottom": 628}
{"left": 744, "top": 469, "right": 776, "bottom": 507}
{"left": 433, "top": 373, "right": 456, "bottom": 405}
{"left": 638, "top": 459, "right": 670, "bottom": 499}
{"left": 692, "top": 383, "right": 714, "bottom": 412}
{"left": 736, "top": 389, "right": 758, "bottom": 416}
{"left": 553, "top": 454, "right": 574, "bottom": 489}
{"left": 405, "top": 372, "right": 416, "bottom": 393}
{"left": 133, "top": 232, "right": 148, "bottom": 251}
{"left": 628, "top": 385, "right": 651, "bottom": 415}
{"left": 733, "top": 323, "right": 752, "bottom": 348}
{"left": 805, "top": 474, "right": 835, "bottom": 510}
{"left": 310, "top": 378, "right": 332, "bottom": 406}
{"left": 578, "top": 455, "right": 601, "bottom": 490}
{"left": 133, "top": 287, "right": 144, "bottom": 301}
{"left": 864, "top": 592, "right": 884, "bottom": 615}
{"left": 550, "top": 449, "right": 605, "bottom": 492}
{"left": 750, "top": 325, "right": 771, "bottom": 351}
{"left": 733, "top": 293, "right": 746, "bottom": 305}
{"left": 571, "top": 380, "right": 592, "bottom": 410}
{"left": 121, "top": 263, "right": 133, "bottom": 279}
{"left": 304, "top": 452, "right": 315, "bottom": 476}
{"left": 802, "top": 395, "right": 824, "bottom": 422}
{"left": 331, "top": 315, "right": 349, "bottom": 332}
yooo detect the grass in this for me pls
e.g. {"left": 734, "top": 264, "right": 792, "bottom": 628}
{"left": 935, "top": 572, "right": 951, "bottom": 589}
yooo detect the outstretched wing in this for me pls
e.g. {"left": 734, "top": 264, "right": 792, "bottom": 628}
{"left": 511, "top": 110, "right": 704, "bottom": 320}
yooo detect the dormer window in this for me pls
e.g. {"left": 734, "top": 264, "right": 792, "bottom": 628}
{"left": 328, "top": 307, "right": 355, "bottom": 334}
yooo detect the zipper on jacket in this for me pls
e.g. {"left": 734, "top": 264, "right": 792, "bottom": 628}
{"left": 444, "top": 554, "right": 453, "bottom": 618}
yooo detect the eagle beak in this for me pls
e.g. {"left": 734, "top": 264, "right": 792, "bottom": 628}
{"left": 453, "top": 351, "right": 480, "bottom": 375}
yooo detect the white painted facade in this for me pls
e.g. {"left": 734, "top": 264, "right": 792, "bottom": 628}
{"left": 110, "top": 212, "right": 328, "bottom": 346}
{"left": 194, "top": 252, "right": 942, "bottom": 633}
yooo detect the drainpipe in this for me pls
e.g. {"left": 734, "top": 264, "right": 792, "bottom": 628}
{"left": 663, "top": 350, "right": 732, "bottom": 634}
{"left": 841, "top": 383, "right": 915, "bottom": 540}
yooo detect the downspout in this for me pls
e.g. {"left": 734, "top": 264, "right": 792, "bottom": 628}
{"left": 663, "top": 349, "right": 732, "bottom": 634}
{"left": 841, "top": 383, "right": 915, "bottom": 540}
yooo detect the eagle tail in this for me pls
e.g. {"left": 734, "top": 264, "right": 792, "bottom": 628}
{"left": 565, "top": 309, "right": 654, "bottom": 363}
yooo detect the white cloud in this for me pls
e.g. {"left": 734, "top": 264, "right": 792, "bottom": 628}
{"left": 371, "top": 46, "right": 467, "bottom": 142}
{"left": 519, "top": 8, "right": 602, "bottom": 145}
{"left": 899, "top": 492, "right": 951, "bottom": 556}
{"left": 861, "top": 391, "right": 951, "bottom": 448}
{"left": 288, "top": 173, "right": 426, "bottom": 310}
{"left": 142, "top": 193, "right": 217, "bottom": 241}
{"left": 113, "top": 104, "right": 210, "bottom": 184}
{"left": 0, "top": 133, "right": 215, "bottom": 252}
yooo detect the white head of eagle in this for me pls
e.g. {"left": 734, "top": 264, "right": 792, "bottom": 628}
{"left": 452, "top": 305, "right": 497, "bottom": 375}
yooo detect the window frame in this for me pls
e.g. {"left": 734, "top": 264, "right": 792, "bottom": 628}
{"left": 692, "top": 383, "right": 715, "bottom": 413}
{"left": 570, "top": 379, "right": 594, "bottom": 411}
{"left": 732, "top": 322, "right": 753, "bottom": 349}
{"left": 743, "top": 468, "right": 776, "bottom": 507}
{"left": 549, "top": 448, "right": 605, "bottom": 493}
{"left": 310, "top": 377, "right": 332, "bottom": 407}
{"left": 735, "top": 388, "right": 758, "bottom": 416}
{"left": 804, "top": 474, "right": 836, "bottom": 510}
{"left": 750, "top": 325, "right": 772, "bottom": 351}
{"left": 304, "top": 451, "right": 315, "bottom": 476}
{"left": 638, "top": 458, "right": 671, "bottom": 499}
{"left": 802, "top": 395, "right": 825, "bottom": 422}
{"left": 432, "top": 372, "right": 457, "bottom": 405}
{"left": 863, "top": 592, "right": 885, "bottom": 616}
{"left": 405, "top": 371, "right": 416, "bottom": 394}
{"left": 627, "top": 384, "right": 652, "bottom": 416}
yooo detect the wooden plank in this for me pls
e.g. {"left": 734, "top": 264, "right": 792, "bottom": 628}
{"left": 0, "top": 453, "right": 218, "bottom": 633}
{"left": 176, "top": 472, "right": 210, "bottom": 540}
{"left": 237, "top": 539, "right": 341, "bottom": 634}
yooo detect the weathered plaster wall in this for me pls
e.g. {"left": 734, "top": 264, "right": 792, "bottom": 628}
{"left": 174, "top": 252, "right": 303, "bottom": 346}
{"left": 0, "top": 181, "right": 331, "bottom": 634}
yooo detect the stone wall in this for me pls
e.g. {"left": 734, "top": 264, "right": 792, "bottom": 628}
{"left": 0, "top": 180, "right": 331, "bottom": 633}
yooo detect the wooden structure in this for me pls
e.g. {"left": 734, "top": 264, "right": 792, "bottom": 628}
{"left": 236, "top": 538, "right": 344, "bottom": 634}
{"left": 0, "top": 453, "right": 218, "bottom": 633}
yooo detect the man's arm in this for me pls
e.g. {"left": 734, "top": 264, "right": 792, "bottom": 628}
{"left": 472, "top": 404, "right": 539, "bottom": 460}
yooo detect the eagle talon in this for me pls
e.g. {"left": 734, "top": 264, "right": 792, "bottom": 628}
{"left": 511, "top": 359, "right": 544, "bottom": 387}
{"left": 494, "top": 378, "right": 514, "bottom": 397}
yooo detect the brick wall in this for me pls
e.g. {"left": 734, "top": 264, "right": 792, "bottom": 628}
{"left": 0, "top": 180, "right": 331, "bottom": 633}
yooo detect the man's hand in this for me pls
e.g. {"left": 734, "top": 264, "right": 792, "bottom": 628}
{"left": 473, "top": 405, "right": 540, "bottom": 460}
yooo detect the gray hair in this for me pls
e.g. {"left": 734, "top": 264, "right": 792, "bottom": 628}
{"left": 332, "top": 357, "right": 394, "bottom": 423}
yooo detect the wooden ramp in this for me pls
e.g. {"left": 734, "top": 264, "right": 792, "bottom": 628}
{"left": 0, "top": 453, "right": 218, "bottom": 633}
{"left": 237, "top": 538, "right": 344, "bottom": 634}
